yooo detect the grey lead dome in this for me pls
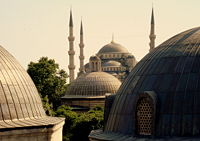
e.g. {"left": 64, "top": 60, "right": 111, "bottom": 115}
{"left": 98, "top": 41, "right": 129, "bottom": 54}
{"left": 90, "top": 27, "right": 200, "bottom": 140}
{"left": 65, "top": 72, "right": 121, "bottom": 97}
{"left": 0, "top": 45, "right": 63, "bottom": 129}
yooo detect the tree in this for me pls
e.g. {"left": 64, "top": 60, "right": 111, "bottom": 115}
{"left": 27, "top": 57, "right": 68, "bottom": 111}
{"left": 55, "top": 105, "right": 78, "bottom": 141}
{"left": 55, "top": 105, "right": 104, "bottom": 141}
{"left": 70, "top": 106, "right": 104, "bottom": 141}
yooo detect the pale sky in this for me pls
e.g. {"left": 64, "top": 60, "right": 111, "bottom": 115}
{"left": 0, "top": 0, "right": 200, "bottom": 82}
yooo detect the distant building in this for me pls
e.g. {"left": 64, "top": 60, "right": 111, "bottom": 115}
{"left": 62, "top": 10, "right": 122, "bottom": 111}
{"left": 86, "top": 40, "right": 137, "bottom": 81}
{"left": 63, "top": 6, "right": 156, "bottom": 112}
{"left": 67, "top": 11, "right": 137, "bottom": 83}
{"left": 0, "top": 45, "right": 64, "bottom": 141}
{"left": 62, "top": 56, "right": 121, "bottom": 111}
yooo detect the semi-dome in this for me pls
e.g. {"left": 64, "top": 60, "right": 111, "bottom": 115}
{"left": 0, "top": 45, "right": 63, "bottom": 129}
{"left": 97, "top": 41, "right": 129, "bottom": 54}
{"left": 90, "top": 27, "right": 200, "bottom": 140}
{"left": 64, "top": 72, "right": 121, "bottom": 97}
{"left": 102, "top": 61, "right": 121, "bottom": 67}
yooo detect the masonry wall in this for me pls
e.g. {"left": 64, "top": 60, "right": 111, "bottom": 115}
{"left": 62, "top": 98, "right": 105, "bottom": 110}
{"left": 0, "top": 121, "right": 64, "bottom": 141}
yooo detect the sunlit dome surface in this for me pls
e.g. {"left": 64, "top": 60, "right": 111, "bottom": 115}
{"left": 102, "top": 61, "right": 121, "bottom": 67}
{"left": 65, "top": 72, "right": 121, "bottom": 97}
{"left": 0, "top": 45, "right": 63, "bottom": 129}
{"left": 97, "top": 41, "right": 129, "bottom": 54}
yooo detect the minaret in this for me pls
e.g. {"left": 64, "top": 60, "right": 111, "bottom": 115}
{"left": 79, "top": 20, "right": 85, "bottom": 73}
{"left": 149, "top": 7, "right": 156, "bottom": 52}
{"left": 68, "top": 9, "right": 75, "bottom": 83}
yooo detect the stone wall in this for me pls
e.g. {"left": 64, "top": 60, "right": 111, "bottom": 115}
{"left": 0, "top": 121, "right": 64, "bottom": 141}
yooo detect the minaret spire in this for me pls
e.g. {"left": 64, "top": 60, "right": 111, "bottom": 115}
{"left": 69, "top": 9, "right": 73, "bottom": 27}
{"left": 79, "top": 19, "right": 85, "bottom": 75}
{"left": 149, "top": 6, "right": 156, "bottom": 52}
{"left": 68, "top": 8, "right": 75, "bottom": 83}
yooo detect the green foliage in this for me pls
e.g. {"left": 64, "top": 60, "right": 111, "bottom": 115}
{"left": 55, "top": 105, "right": 78, "bottom": 140}
{"left": 27, "top": 57, "right": 104, "bottom": 140}
{"left": 71, "top": 106, "right": 104, "bottom": 141}
{"left": 27, "top": 57, "right": 68, "bottom": 110}
{"left": 41, "top": 95, "right": 55, "bottom": 116}
{"left": 54, "top": 105, "right": 104, "bottom": 141}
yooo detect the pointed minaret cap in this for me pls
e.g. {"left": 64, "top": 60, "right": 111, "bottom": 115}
{"left": 151, "top": 7, "right": 155, "bottom": 24}
{"left": 80, "top": 19, "right": 83, "bottom": 35}
{"left": 69, "top": 8, "right": 73, "bottom": 27}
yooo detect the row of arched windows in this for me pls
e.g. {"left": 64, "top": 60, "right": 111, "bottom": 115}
{"left": 102, "top": 67, "right": 126, "bottom": 72}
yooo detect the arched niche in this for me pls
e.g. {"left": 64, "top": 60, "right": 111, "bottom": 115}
{"left": 133, "top": 91, "right": 157, "bottom": 137}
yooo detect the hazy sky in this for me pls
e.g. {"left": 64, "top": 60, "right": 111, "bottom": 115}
{"left": 0, "top": 0, "right": 200, "bottom": 81}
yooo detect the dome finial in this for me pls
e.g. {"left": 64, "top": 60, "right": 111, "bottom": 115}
{"left": 111, "top": 33, "right": 114, "bottom": 43}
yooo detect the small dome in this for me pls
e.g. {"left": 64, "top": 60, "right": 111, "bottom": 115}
{"left": 65, "top": 72, "right": 121, "bottom": 96}
{"left": 97, "top": 41, "right": 129, "bottom": 54}
{"left": 102, "top": 61, "right": 121, "bottom": 67}
{"left": 0, "top": 45, "right": 63, "bottom": 129}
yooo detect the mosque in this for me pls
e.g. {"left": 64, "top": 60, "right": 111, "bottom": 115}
{"left": 61, "top": 8, "right": 156, "bottom": 111}
{"left": 89, "top": 9, "right": 200, "bottom": 141}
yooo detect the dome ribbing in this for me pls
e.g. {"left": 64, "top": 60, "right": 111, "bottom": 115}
{"left": 65, "top": 72, "right": 121, "bottom": 97}
{"left": 90, "top": 27, "right": 200, "bottom": 141}
{"left": 98, "top": 41, "right": 129, "bottom": 54}
{"left": 0, "top": 45, "right": 63, "bottom": 129}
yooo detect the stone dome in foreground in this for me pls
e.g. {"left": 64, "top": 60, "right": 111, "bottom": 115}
{"left": 65, "top": 72, "right": 121, "bottom": 97}
{"left": 90, "top": 27, "right": 200, "bottom": 140}
{"left": 97, "top": 41, "right": 129, "bottom": 54}
{"left": 0, "top": 45, "right": 63, "bottom": 129}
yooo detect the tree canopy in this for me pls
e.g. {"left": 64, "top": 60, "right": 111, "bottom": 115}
{"left": 55, "top": 105, "right": 104, "bottom": 141}
{"left": 27, "top": 57, "right": 68, "bottom": 111}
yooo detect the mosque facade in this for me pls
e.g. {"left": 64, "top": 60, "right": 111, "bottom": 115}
{"left": 62, "top": 10, "right": 123, "bottom": 111}
{"left": 67, "top": 11, "right": 138, "bottom": 83}
{"left": 63, "top": 7, "right": 156, "bottom": 111}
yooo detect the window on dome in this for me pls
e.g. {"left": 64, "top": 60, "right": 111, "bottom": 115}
{"left": 136, "top": 97, "right": 153, "bottom": 136}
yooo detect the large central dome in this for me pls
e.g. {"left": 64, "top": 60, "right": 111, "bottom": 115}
{"left": 90, "top": 27, "right": 200, "bottom": 140}
{"left": 97, "top": 41, "right": 129, "bottom": 54}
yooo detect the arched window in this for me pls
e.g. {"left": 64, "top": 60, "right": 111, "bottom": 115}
{"left": 92, "top": 62, "right": 95, "bottom": 71}
{"left": 136, "top": 97, "right": 153, "bottom": 136}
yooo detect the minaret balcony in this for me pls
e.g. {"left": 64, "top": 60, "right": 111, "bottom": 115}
{"left": 149, "top": 35, "right": 156, "bottom": 39}
{"left": 68, "top": 50, "right": 75, "bottom": 55}
{"left": 68, "top": 36, "right": 75, "bottom": 41}
{"left": 79, "top": 56, "right": 85, "bottom": 60}
{"left": 68, "top": 65, "right": 75, "bottom": 69}
{"left": 79, "top": 43, "right": 85, "bottom": 47}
